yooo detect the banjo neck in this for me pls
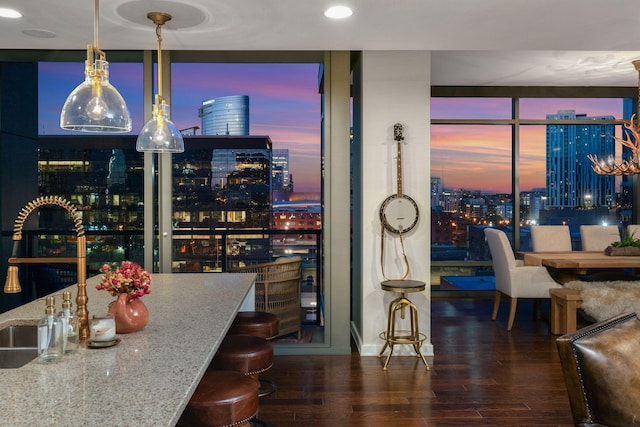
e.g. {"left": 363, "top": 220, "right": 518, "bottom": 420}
{"left": 394, "top": 123, "right": 404, "bottom": 198}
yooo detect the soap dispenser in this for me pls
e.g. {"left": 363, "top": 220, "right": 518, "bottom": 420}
{"left": 37, "top": 296, "right": 63, "bottom": 363}
{"left": 58, "top": 291, "right": 79, "bottom": 354}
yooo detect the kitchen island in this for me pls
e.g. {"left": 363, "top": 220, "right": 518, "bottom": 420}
{"left": 0, "top": 272, "right": 255, "bottom": 427}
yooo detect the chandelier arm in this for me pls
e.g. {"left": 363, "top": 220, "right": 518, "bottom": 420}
{"left": 614, "top": 137, "right": 637, "bottom": 151}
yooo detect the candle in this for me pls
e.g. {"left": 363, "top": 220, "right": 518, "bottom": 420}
{"left": 91, "top": 314, "right": 116, "bottom": 342}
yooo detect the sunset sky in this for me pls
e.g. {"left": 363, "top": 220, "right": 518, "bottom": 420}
{"left": 38, "top": 62, "right": 322, "bottom": 193}
{"left": 431, "top": 97, "right": 626, "bottom": 193}
{"left": 38, "top": 62, "right": 628, "bottom": 195}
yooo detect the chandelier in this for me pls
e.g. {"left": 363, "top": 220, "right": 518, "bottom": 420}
{"left": 587, "top": 60, "right": 640, "bottom": 175}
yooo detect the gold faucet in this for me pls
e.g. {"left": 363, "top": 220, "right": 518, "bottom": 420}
{"left": 3, "top": 196, "right": 90, "bottom": 341}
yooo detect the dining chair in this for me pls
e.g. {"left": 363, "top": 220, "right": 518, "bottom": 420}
{"left": 229, "top": 256, "right": 303, "bottom": 340}
{"left": 627, "top": 224, "right": 640, "bottom": 240}
{"left": 484, "top": 228, "right": 562, "bottom": 331}
{"left": 530, "top": 225, "right": 572, "bottom": 252}
{"left": 579, "top": 225, "right": 621, "bottom": 251}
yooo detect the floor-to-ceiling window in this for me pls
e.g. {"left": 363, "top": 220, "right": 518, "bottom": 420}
{"left": 1, "top": 51, "right": 344, "bottom": 351}
{"left": 430, "top": 88, "right": 636, "bottom": 290}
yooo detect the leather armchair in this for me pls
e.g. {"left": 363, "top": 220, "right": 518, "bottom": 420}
{"left": 556, "top": 312, "right": 640, "bottom": 427}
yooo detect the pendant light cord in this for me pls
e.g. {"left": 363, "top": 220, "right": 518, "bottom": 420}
{"left": 92, "top": 0, "right": 105, "bottom": 59}
{"left": 156, "top": 22, "right": 163, "bottom": 99}
{"left": 94, "top": 0, "right": 99, "bottom": 50}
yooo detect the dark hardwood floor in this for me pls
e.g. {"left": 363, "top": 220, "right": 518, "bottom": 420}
{"left": 259, "top": 295, "right": 577, "bottom": 426}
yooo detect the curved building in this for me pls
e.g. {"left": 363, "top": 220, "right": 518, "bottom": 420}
{"left": 199, "top": 95, "right": 250, "bottom": 136}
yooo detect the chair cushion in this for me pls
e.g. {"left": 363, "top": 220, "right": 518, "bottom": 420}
{"left": 211, "top": 334, "right": 274, "bottom": 376}
{"left": 556, "top": 312, "right": 640, "bottom": 426}
{"left": 229, "top": 311, "right": 280, "bottom": 340}
{"left": 178, "top": 370, "right": 259, "bottom": 427}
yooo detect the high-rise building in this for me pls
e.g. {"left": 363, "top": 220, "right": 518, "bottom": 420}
{"left": 272, "top": 149, "right": 292, "bottom": 192}
{"left": 37, "top": 135, "right": 274, "bottom": 272}
{"left": 546, "top": 110, "right": 615, "bottom": 208}
{"left": 430, "top": 177, "right": 442, "bottom": 209}
{"left": 521, "top": 188, "right": 547, "bottom": 222}
{"left": 441, "top": 188, "right": 463, "bottom": 213}
{"left": 199, "top": 95, "right": 250, "bottom": 136}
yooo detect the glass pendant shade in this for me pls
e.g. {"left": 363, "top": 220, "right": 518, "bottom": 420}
{"left": 136, "top": 98, "right": 184, "bottom": 153}
{"left": 60, "top": 59, "right": 132, "bottom": 132}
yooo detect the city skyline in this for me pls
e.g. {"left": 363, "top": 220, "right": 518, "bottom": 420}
{"left": 431, "top": 98, "right": 625, "bottom": 193}
{"left": 38, "top": 62, "right": 322, "bottom": 193}
{"left": 38, "top": 62, "right": 629, "bottom": 195}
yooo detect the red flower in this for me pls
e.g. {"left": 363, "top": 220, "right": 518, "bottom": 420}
{"left": 97, "top": 261, "right": 151, "bottom": 299}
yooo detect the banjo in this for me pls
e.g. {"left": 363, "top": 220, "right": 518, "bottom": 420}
{"left": 379, "top": 123, "right": 419, "bottom": 281}
{"left": 379, "top": 123, "right": 419, "bottom": 234}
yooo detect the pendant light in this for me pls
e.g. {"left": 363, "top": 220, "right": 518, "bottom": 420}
{"left": 136, "top": 12, "right": 184, "bottom": 153}
{"left": 60, "top": 0, "right": 131, "bottom": 132}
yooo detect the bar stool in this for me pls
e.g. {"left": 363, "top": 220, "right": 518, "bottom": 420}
{"left": 229, "top": 311, "right": 280, "bottom": 340}
{"left": 228, "top": 312, "right": 279, "bottom": 396}
{"left": 378, "top": 279, "right": 430, "bottom": 370}
{"left": 210, "top": 334, "right": 274, "bottom": 395}
{"left": 177, "top": 370, "right": 259, "bottom": 427}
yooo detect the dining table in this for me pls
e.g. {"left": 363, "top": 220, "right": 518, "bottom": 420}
{"left": 520, "top": 251, "right": 640, "bottom": 283}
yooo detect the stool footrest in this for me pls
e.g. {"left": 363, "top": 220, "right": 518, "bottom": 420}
{"left": 258, "top": 378, "right": 277, "bottom": 397}
{"left": 379, "top": 330, "right": 426, "bottom": 345}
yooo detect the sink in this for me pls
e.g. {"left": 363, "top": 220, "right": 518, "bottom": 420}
{"left": 0, "top": 324, "right": 38, "bottom": 368}
{"left": 0, "top": 325, "right": 37, "bottom": 348}
{"left": 0, "top": 348, "right": 38, "bottom": 368}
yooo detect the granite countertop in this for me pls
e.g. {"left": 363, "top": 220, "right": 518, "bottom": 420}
{"left": 0, "top": 272, "right": 255, "bottom": 427}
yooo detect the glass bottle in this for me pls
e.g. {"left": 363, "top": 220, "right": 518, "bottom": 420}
{"left": 57, "top": 291, "right": 79, "bottom": 354}
{"left": 37, "top": 296, "right": 63, "bottom": 363}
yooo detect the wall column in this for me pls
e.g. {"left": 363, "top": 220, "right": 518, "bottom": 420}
{"left": 354, "top": 51, "right": 432, "bottom": 358}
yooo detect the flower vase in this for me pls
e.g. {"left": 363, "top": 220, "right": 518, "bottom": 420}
{"left": 108, "top": 293, "right": 149, "bottom": 333}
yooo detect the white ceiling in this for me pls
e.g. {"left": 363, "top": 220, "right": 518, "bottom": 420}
{"left": 3, "top": 0, "right": 640, "bottom": 86}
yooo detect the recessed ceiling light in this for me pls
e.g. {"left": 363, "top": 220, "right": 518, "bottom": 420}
{"left": 324, "top": 6, "right": 353, "bottom": 19}
{"left": 0, "top": 8, "right": 22, "bottom": 18}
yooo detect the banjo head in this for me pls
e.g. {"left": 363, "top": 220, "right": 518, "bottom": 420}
{"left": 379, "top": 194, "right": 419, "bottom": 234}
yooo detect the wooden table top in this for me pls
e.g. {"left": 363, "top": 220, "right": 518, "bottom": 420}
{"left": 520, "top": 251, "right": 640, "bottom": 269}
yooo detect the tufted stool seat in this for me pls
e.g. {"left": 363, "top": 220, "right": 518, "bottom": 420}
{"left": 229, "top": 312, "right": 280, "bottom": 340}
{"left": 210, "top": 334, "right": 274, "bottom": 381}
{"left": 228, "top": 314, "right": 279, "bottom": 398}
{"left": 178, "top": 370, "right": 259, "bottom": 427}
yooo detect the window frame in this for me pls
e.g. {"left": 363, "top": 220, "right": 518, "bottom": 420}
{"left": 431, "top": 86, "right": 638, "bottom": 250}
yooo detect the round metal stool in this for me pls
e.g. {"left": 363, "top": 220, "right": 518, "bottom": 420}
{"left": 378, "top": 279, "right": 430, "bottom": 370}
{"left": 177, "top": 370, "right": 259, "bottom": 427}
